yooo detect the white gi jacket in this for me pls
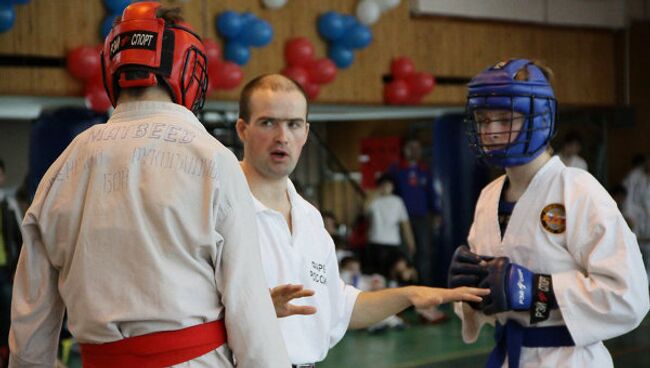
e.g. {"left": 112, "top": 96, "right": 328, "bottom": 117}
{"left": 9, "top": 101, "right": 290, "bottom": 367}
{"left": 252, "top": 179, "right": 361, "bottom": 364}
{"left": 456, "top": 156, "right": 649, "bottom": 367}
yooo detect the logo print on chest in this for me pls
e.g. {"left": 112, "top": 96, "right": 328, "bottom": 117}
{"left": 540, "top": 203, "right": 566, "bottom": 234}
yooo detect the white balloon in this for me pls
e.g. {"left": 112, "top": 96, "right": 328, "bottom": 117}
{"left": 376, "top": 0, "right": 401, "bottom": 12}
{"left": 262, "top": 0, "right": 288, "bottom": 9}
{"left": 356, "top": 0, "right": 381, "bottom": 25}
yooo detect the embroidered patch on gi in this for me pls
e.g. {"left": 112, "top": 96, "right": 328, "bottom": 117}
{"left": 540, "top": 203, "right": 566, "bottom": 234}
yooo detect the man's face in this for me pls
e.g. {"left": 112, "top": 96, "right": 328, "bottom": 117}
{"left": 473, "top": 109, "right": 525, "bottom": 151}
{"left": 403, "top": 141, "right": 422, "bottom": 161}
{"left": 237, "top": 89, "right": 309, "bottom": 180}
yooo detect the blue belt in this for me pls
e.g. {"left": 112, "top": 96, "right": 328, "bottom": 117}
{"left": 486, "top": 320, "right": 574, "bottom": 368}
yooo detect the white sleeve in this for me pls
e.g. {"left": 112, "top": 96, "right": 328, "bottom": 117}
{"left": 453, "top": 302, "right": 495, "bottom": 343}
{"left": 326, "top": 236, "right": 361, "bottom": 348}
{"left": 553, "top": 176, "right": 650, "bottom": 346}
{"left": 397, "top": 197, "right": 409, "bottom": 222}
{"left": 214, "top": 157, "right": 290, "bottom": 368}
{"left": 9, "top": 218, "right": 65, "bottom": 367}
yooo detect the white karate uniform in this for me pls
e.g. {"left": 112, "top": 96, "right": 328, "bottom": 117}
{"left": 252, "top": 179, "right": 361, "bottom": 365}
{"left": 456, "top": 156, "right": 649, "bottom": 367}
{"left": 622, "top": 166, "right": 650, "bottom": 284}
{"left": 9, "top": 101, "right": 290, "bottom": 367}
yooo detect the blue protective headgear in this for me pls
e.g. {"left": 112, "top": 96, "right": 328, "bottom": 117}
{"left": 465, "top": 59, "right": 557, "bottom": 167}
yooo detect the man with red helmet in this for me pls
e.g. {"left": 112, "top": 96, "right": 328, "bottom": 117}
{"left": 9, "top": 2, "right": 289, "bottom": 367}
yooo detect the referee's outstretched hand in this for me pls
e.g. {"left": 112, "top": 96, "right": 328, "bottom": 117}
{"left": 407, "top": 286, "right": 490, "bottom": 309}
{"left": 270, "top": 284, "right": 318, "bottom": 318}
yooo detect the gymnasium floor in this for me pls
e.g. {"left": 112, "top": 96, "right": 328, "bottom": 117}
{"left": 62, "top": 305, "right": 650, "bottom": 367}
{"left": 319, "top": 305, "right": 650, "bottom": 368}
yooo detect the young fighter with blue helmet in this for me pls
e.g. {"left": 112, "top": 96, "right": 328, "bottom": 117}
{"left": 448, "top": 59, "right": 649, "bottom": 368}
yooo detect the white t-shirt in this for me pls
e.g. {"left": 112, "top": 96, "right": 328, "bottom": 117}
{"left": 252, "top": 179, "right": 361, "bottom": 365}
{"left": 10, "top": 101, "right": 289, "bottom": 367}
{"left": 367, "top": 194, "right": 409, "bottom": 246}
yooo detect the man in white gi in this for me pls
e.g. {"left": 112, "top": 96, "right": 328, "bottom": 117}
{"left": 9, "top": 3, "right": 289, "bottom": 367}
{"left": 622, "top": 155, "right": 650, "bottom": 283}
{"left": 235, "top": 73, "right": 489, "bottom": 366}
{"left": 448, "top": 59, "right": 649, "bottom": 368}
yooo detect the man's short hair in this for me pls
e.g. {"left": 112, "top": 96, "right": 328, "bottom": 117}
{"left": 375, "top": 173, "right": 395, "bottom": 187}
{"left": 563, "top": 131, "right": 583, "bottom": 145}
{"left": 340, "top": 256, "right": 360, "bottom": 269}
{"left": 0, "top": 158, "right": 5, "bottom": 172}
{"left": 238, "top": 74, "right": 309, "bottom": 122}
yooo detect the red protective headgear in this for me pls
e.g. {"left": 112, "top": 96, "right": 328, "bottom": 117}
{"left": 101, "top": 1, "right": 208, "bottom": 113}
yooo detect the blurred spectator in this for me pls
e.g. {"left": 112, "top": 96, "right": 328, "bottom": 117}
{"left": 366, "top": 173, "right": 415, "bottom": 278}
{"left": 0, "top": 158, "right": 23, "bottom": 366}
{"left": 339, "top": 257, "right": 405, "bottom": 332}
{"left": 322, "top": 210, "right": 353, "bottom": 262}
{"left": 622, "top": 154, "right": 650, "bottom": 284}
{"left": 388, "top": 138, "right": 440, "bottom": 286}
{"left": 557, "top": 131, "right": 588, "bottom": 170}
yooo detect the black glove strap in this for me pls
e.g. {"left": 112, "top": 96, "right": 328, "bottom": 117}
{"left": 530, "top": 274, "right": 557, "bottom": 324}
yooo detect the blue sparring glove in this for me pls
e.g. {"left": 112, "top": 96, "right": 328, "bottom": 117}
{"left": 447, "top": 245, "right": 487, "bottom": 288}
{"left": 448, "top": 245, "right": 491, "bottom": 310}
{"left": 479, "top": 257, "right": 556, "bottom": 323}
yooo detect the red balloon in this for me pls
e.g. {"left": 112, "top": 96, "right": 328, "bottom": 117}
{"left": 67, "top": 46, "right": 101, "bottom": 80}
{"left": 84, "top": 73, "right": 106, "bottom": 95}
{"left": 281, "top": 66, "right": 309, "bottom": 88}
{"left": 284, "top": 37, "right": 315, "bottom": 67}
{"left": 206, "top": 76, "right": 216, "bottom": 95}
{"left": 212, "top": 61, "right": 244, "bottom": 90}
{"left": 406, "top": 72, "right": 435, "bottom": 96}
{"left": 390, "top": 57, "right": 415, "bottom": 80}
{"left": 384, "top": 79, "right": 410, "bottom": 105}
{"left": 303, "top": 83, "right": 320, "bottom": 100}
{"left": 405, "top": 94, "right": 423, "bottom": 105}
{"left": 85, "top": 86, "right": 112, "bottom": 112}
{"left": 307, "top": 58, "right": 337, "bottom": 85}
{"left": 203, "top": 39, "right": 222, "bottom": 63}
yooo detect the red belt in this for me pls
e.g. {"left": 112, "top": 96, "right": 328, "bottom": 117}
{"left": 80, "top": 320, "right": 227, "bottom": 368}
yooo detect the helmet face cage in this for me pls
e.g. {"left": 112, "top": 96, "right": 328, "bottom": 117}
{"left": 101, "top": 2, "right": 208, "bottom": 114}
{"left": 180, "top": 45, "right": 208, "bottom": 113}
{"left": 463, "top": 59, "right": 557, "bottom": 168}
{"left": 464, "top": 93, "right": 557, "bottom": 167}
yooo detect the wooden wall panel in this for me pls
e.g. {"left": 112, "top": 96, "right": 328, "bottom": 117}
{"left": 0, "top": 0, "right": 619, "bottom": 106}
{"left": 327, "top": 119, "right": 412, "bottom": 171}
{"left": 608, "top": 22, "right": 650, "bottom": 186}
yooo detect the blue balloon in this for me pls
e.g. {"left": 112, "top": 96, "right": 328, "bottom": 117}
{"left": 341, "top": 14, "right": 357, "bottom": 31}
{"left": 101, "top": 13, "right": 118, "bottom": 39}
{"left": 240, "top": 11, "right": 256, "bottom": 26}
{"left": 240, "top": 19, "right": 273, "bottom": 47}
{"left": 340, "top": 24, "right": 372, "bottom": 50}
{"left": 0, "top": 6, "right": 15, "bottom": 33}
{"left": 0, "top": 0, "right": 28, "bottom": 5}
{"left": 328, "top": 45, "right": 355, "bottom": 69}
{"left": 216, "top": 11, "right": 243, "bottom": 39}
{"left": 104, "top": 0, "right": 130, "bottom": 14}
{"left": 224, "top": 42, "right": 250, "bottom": 65}
{"left": 317, "top": 11, "right": 345, "bottom": 42}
